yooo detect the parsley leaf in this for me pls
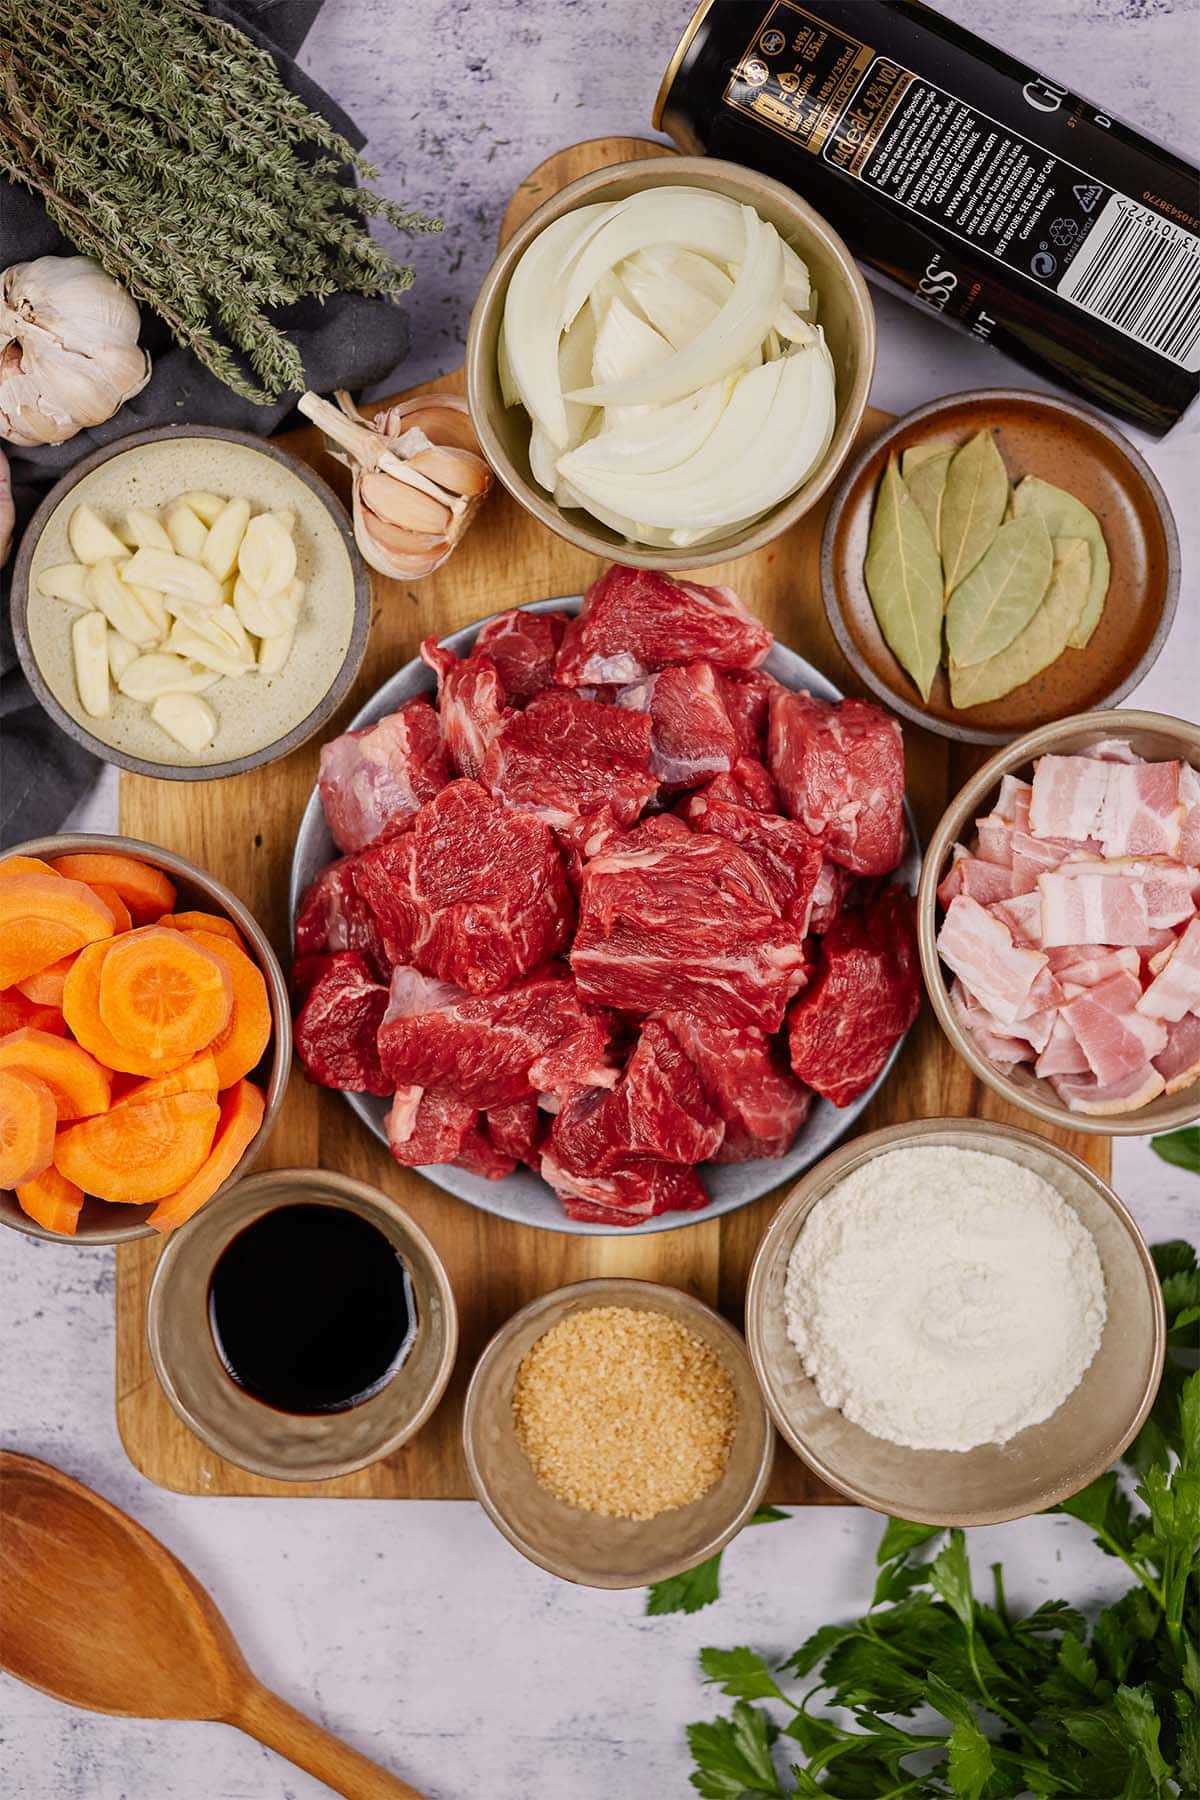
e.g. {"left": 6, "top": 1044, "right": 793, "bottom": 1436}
{"left": 645, "top": 1506, "right": 787, "bottom": 1615}
{"left": 1151, "top": 1126, "right": 1200, "bottom": 1173}
{"left": 687, "top": 1702, "right": 783, "bottom": 1799}
{"left": 945, "top": 1716, "right": 993, "bottom": 1799}
{"left": 700, "top": 1647, "right": 790, "bottom": 1706}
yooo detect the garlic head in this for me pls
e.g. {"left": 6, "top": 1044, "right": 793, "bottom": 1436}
{"left": 0, "top": 256, "right": 151, "bottom": 447}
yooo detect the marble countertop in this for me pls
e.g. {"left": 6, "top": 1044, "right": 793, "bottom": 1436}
{"left": 5, "top": 2, "right": 1200, "bottom": 1796}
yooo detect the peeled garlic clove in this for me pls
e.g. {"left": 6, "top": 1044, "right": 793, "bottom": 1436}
{"left": 167, "top": 620, "right": 253, "bottom": 678}
{"left": 232, "top": 573, "right": 295, "bottom": 638}
{"left": 270, "top": 508, "right": 296, "bottom": 537}
{"left": 359, "top": 470, "right": 452, "bottom": 536}
{"left": 164, "top": 500, "right": 208, "bottom": 561}
{"left": 151, "top": 693, "right": 216, "bottom": 753}
{"left": 69, "top": 505, "right": 129, "bottom": 565}
{"left": 85, "top": 560, "right": 158, "bottom": 646}
{"left": 122, "top": 546, "right": 222, "bottom": 607}
{"left": 258, "top": 622, "right": 295, "bottom": 675}
{"left": 72, "top": 610, "right": 110, "bottom": 716}
{"left": 406, "top": 444, "right": 492, "bottom": 497}
{"left": 237, "top": 512, "right": 296, "bottom": 598}
{"left": 123, "top": 508, "right": 173, "bottom": 552}
{"left": 106, "top": 630, "right": 140, "bottom": 682}
{"left": 119, "top": 653, "right": 221, "bottom": 700}
{"left": 124, "top": 580, "right": 168, "bottom": 642}
{"left": 201, "top": 497, "right": 251, "bottom": 580}
{"left": 176, "top": 491, "right": 225, "bottom": 526}
{"left": 38, "top": 562, "right": 90, "bottom": 604}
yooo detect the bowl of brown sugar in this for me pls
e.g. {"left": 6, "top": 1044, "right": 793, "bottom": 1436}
{"left": 463, "top": 1278, "right": 774, "bottom": 1588}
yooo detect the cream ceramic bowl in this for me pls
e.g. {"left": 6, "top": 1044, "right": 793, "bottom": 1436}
{"left": 746, "top": 1119, "right": 1164, "bottom": 1526}
{"left": 0, "top": 833, "right": 290, "bottom": 1246}
{"left": 918, "top": 709, "right": 1200, "bottom": 1135}
{"left": 465, "top": 156, "right": 875, "bottom": 571}
{"left": 11, "top": 426, "right": 370, "bottom": 780}
{"left": 146, "top": 1168, "right": 458, "bottom": 1482}
{"left": 463, "top": 1278, "right": 774, "bottom": 1588}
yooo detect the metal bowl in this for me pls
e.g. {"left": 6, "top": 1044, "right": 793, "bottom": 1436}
{"left": 11, "top": 425, "right": 370, "bottom": 781}
{"left": 1, "top": 833, "right": 291, "bottom": 1245}
{"left": 465, "top": 156, "right": 875, "bottom": 571}
{"left": 746, "top": 1119, "right": 1164, "bottom": 1526}
{"left": 917, "top": 709, "right": 1200, "bottom": 1134}
{"left": 289, "top": 596, "right": 922, "bottom": 1235}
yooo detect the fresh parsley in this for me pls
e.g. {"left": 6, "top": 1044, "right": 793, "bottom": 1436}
{"left": 1151, "top": 1128, "right": 1200, "bottom": 1175}
{"left": 647, "top": 1506, "right": 789, "bottom": 1616}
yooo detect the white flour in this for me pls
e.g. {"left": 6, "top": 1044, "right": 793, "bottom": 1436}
{"left": 783, "top": 1146, "right": 1107, "bottom": 1452}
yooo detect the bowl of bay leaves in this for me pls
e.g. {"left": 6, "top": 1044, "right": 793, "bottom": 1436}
{"left": 821, "top": 390, "right": 1178, "bottom": 744}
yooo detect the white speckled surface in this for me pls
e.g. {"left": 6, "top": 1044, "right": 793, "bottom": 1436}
{"left": 3, "top": 4, "right": 1199, "bottom": 1796}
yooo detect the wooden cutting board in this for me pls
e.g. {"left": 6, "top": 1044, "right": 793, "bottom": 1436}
{"left": 115, "top": 137, "right": 1111, "bottom": 1501}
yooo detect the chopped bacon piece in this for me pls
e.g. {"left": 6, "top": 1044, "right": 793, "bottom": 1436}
{"left": 1050, "top": 1064, "right": 1166, "bottom": 1114}
{"left": 949, "top": 979, "right": 1032, "bottom": 1064}
{"left": 1035, "top": 1012, "right": 1090, "bottom": 1078}
{"left": 615, "top": 661, "right": 738, "bottom": 788}
{"left": 555, "top": 566, "right": 771, "bottom": 687}
{"left": 1039, "top": 860, "right": 1198, "bottom": 946}
{"left": 318, "top": 699, "right": 450, "bottom": 853}
{"left": 1049, "top": 946, "right": 1141, "bottom": 987}
{"left": 1066, "top": 969, "right": 1144, "bottom": 1014}
{"left": 1095, "top": 761, "right": 1183, "bottom": 858}
{"left": 1030, "top": 753, "right": 1110, "bottom": 842}
{"left": 995, "top": 774, "right": 1033, "bottom": 831}
{"left": 990, "top": 890, "right": 1043, "bottom": 946}
{"left": 936, "top": 895, "right": 1049, "bottom": 1024}
{"left": 1179, "top": 764, "right": 1200, "bottom": 864}
{"left": 1009, "top": 832, "right": 1095, "bottom": 895}
{"left": 419, "top": 639, "right": 509, "bottom": 779}
{"left": 1153, "top": 1012, "right": 1200, "bottom": 1095}
{"left": 975, "top": 815, "right": 1014, "bottom": 867}
{"left": 1063, "top": 989, "right": 1166, "bottom": 1085}
{"left": 1137, "top": 915, "right": 1200, "bottom": 1021}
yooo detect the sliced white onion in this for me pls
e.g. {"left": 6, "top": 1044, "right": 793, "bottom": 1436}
{"left": 558, "top": 187, "right": 748, "bottom": 329}
{"left": 502, "top": 201, "right": 613, "bottom": 449}
{"left": 616, "top": 253, "right": 720, "bottom": 350}
{"left": 562, "top": 379, "right": 729, "bottom": 477}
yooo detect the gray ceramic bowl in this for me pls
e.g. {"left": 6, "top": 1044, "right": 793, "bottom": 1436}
{"left": 289, "top": 596, "right": 922, "bottom": 1236}
{"left": 11, "top": 426, "right": 370, "bottom": 780}
{"left": 746, "top": 1119, "right": 1164, "bottom": 1526}
{"left": 0, "top": 833, "right": 291, "bottom": 1245}
{"left": 463, "top": 1278, "right": 773, "bottom": 1588}
{"left": 918, "top": 709, "right": 1200, "bottom": 1135}
{"left": 146, "top": 1167, "right": 458, "bottom": 1481}
{"left": 466, "top": 156, "right": 875, "bottom": 570}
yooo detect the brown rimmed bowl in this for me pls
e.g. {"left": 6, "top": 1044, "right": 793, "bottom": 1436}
{"left": 11, "top": 426, "right": 370, "bottom": 780}
{"left": 0, "top": 832, "right": 291, "bottom": 1245}
{"left": 145, "top": 1168, "right": 458, "bottom": 1482}
{"left": 746, "top": 1119, "right": 1165, "bottom": 1526}
{"left": 821, "top": 389, "right": 1179, "bottom": 744}
{"left": 466, "top": 155, "right": 875, "bottom": 571}
{"left": 918, "top": 709, "right": 1200, "bottom": 1135}
{"left": 463, "top": 1278, "right": 774, "bottom": 1588}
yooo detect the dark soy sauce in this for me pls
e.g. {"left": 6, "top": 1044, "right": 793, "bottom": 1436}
{"left": 208, "top": 1204, "right": 416, "bottom": 1415}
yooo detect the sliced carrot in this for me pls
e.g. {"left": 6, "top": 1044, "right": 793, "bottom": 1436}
{"left": 0, "top": 856, "right": 58, "bottom": 878}
{"left": 90, "top": 883, "right": 133, "bottom": 934}
{"left": 0, "top": 988, "right": 65, "bottom": 1036}
{"left": 16, "top": 953, "right": 77, "bottom": 1008}
{"left": 62, "top": 942, "right": 192, "bottom": 1077}
{"left": 120, "top": 1052, "right": 220, "bottom": 1106}
{"left": 15, "top": 1165, "right": 83, "bottom": 1235}
{"left": 0, "top": 873, "right": 115, "bottom": 989}
{"left": 97, "top": 927, "right": 231, "bottom": 1062}
{"left": 0, "top": 1068, "right": 57, "bottom": 1187}
{"left": 157, "top": 911, "right": 246, "bottom": 948}
{"left": 180, "top": 928, "right": 272, "bottom": 1086}
{"left": 50, "top": 853, "right": 175, "bottom": 923}
{"left": 0, "top": 1028, "right": 112, "bottom": 1120}
{"left": 148, "top": 1079, "right": 265, "bottom": 1233}
{"left": 54, "top": 1091, "right": 219, "bottom": 1204}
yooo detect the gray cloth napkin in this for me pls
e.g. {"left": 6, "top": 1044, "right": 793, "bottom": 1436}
{"left": 0, "top": 0, "right": 409, "bottom": 846}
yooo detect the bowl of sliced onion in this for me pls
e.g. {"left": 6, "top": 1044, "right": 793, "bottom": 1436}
{"left": 466, "top": 157, "right": 875, "bottom": 570}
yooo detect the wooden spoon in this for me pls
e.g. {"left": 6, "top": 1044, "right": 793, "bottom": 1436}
{"left": 0, "top": 1452, "right": 425, "bottom": 1799}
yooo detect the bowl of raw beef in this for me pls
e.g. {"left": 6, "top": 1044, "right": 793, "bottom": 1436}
{"left": 289, "top": 566, "right": 922, "bottom": 1234}
{"left": 919, "top": 710, "right": 1200, "bottom": 1134}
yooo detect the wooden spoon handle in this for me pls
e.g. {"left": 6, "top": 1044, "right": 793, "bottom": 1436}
{"left": 231, "top": 1681, "right": 426, "bottom": 1799}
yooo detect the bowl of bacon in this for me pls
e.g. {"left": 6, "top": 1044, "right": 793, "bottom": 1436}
{"left": 289, "top": 565, "right": 922, "bottom": 1234}
{"left": 919, "top": 710, "right": 1200, "bottom": 1133}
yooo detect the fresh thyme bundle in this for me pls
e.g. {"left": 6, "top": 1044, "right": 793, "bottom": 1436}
{"left": 0, "top": 0, "right": 440, "bottom": 404}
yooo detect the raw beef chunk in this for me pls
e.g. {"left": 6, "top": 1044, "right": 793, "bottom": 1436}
{"left": 377, "top": 966, "right": 615, "bottom": 1105}
{"left": 615, "top": 661, "right": 738, "bottom": 788}
{"left": 768, "top": 690, "right": 906, "bottom": 877}
{"left": 678, "top": 791, "right": 823, "bottom": 928}
{"left": 700, "top": 756, "right": 780, "bottom": 813}
{"left": 420, "top": 639, "right": 508, "bottom": 778}
{"left": 386, "top": 1086, "right": 518, "bottom": 1179}
{"left": 484, "top": 1095, "right": 545, "bottom": 1167}
{"left": 293, "top": 855, "right": 388, "bottom": 981}
{"left": 354, "top": 780, "right": 572, "bottom": 995}
{"left": 480, "top": 690, "right": 658, "bottom": 830}
{"left": 294, "top": 952, "right": 390, "bottom": 1095}
{"left": 719, "top": 669, "right": 780, "bottom": 757}
{"left": 787, "top": 886, "right": 920, "bottom": 1106}
{"left": 571, "top": 821, "right": 807, "bottom": 1031}
{"left": 540, "top": 1146, "right": 711, "bottom": 1226}
{"left": 317, "top": 699, "right": 449, "bottom": 853}
{"left": 554, "top": 565, "right": 771, "bottom": 686}
{"left": 808, "top": 860, "right": 855, "bottom": 935}
{"left": 664, "top": 1014, "right": 811, "bottom": 1162}
{"left": 547, "top": 1019, "right": 724, "bottom": 1178}
{"left": 472, "top": 607, "right": 570, "bottom": 703}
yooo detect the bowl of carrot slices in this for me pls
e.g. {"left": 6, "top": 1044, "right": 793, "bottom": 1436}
{"left": 0, "top": 835, "right": 290, "bottom": 1242}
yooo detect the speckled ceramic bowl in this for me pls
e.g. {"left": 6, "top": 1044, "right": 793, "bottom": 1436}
{"left": 918, "top": 709, "right": 1200, "bottom": 1134}
{"left": 11, "top": 426, "right": 370, "bottom": 780}
{"left": 746, "top": 1119, "right": 1164, "bottom": 1526}
{"left": 463, "top": 1278, "right": 773, "bottom": 1588}
{"left": 0, "top": 833, "right": 290, "bottom": 1245}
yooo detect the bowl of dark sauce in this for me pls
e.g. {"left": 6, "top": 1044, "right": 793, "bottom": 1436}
{"left": 146, "top": 1169, "right": 457, "bottom": 1481}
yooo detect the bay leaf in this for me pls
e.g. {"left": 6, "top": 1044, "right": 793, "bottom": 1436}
{"left": 950, "top": 535, "right": 1091, "bottom": 708}
{"left": 945, "top": 512, "right": 1054, "bottom": 667}
{"left": 901, "top": 440, "right": 955, "bottom": 476}
{"left": 903, "top": 448, "right": 953, "bottom": 554}
{"left": 940, "top": 429, "right": 1010, "bottom": 597}
{"left": 1011, "top": 475, "right": 1110, "bottom": 648}
{"left": 864, "top": 455, "right": 944, "bottom": 702}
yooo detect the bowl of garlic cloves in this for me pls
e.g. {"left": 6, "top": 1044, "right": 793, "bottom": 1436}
{"left": 10, "top": 425, "right": 371, "bottom": 780}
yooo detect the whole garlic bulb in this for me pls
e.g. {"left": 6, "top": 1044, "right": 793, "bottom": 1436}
{"left": 0, "top": 445, "right": 13, "bottom": 567}
{"left": 0, "top": 256, "right": 151, "bottom": 447}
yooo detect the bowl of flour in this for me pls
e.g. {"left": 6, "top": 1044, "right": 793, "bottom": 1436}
{"left": 745, "top": 1119, "right": 1165, "bottom": 1524}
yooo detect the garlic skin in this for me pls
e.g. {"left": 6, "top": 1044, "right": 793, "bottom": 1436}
{"left": 0, "top": 444, "right": 13, "bottom": 566}
{"left": 0, "top": 256, "right": 151, "bottom": 447}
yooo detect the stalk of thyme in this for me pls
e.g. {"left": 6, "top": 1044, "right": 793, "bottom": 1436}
{"left": 0, "top": 0, "right": 440, "bottom": 404}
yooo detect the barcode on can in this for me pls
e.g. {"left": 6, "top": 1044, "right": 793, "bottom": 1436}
{"left": 1057, "top": 194, "right": 1200, "bottom": 372}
